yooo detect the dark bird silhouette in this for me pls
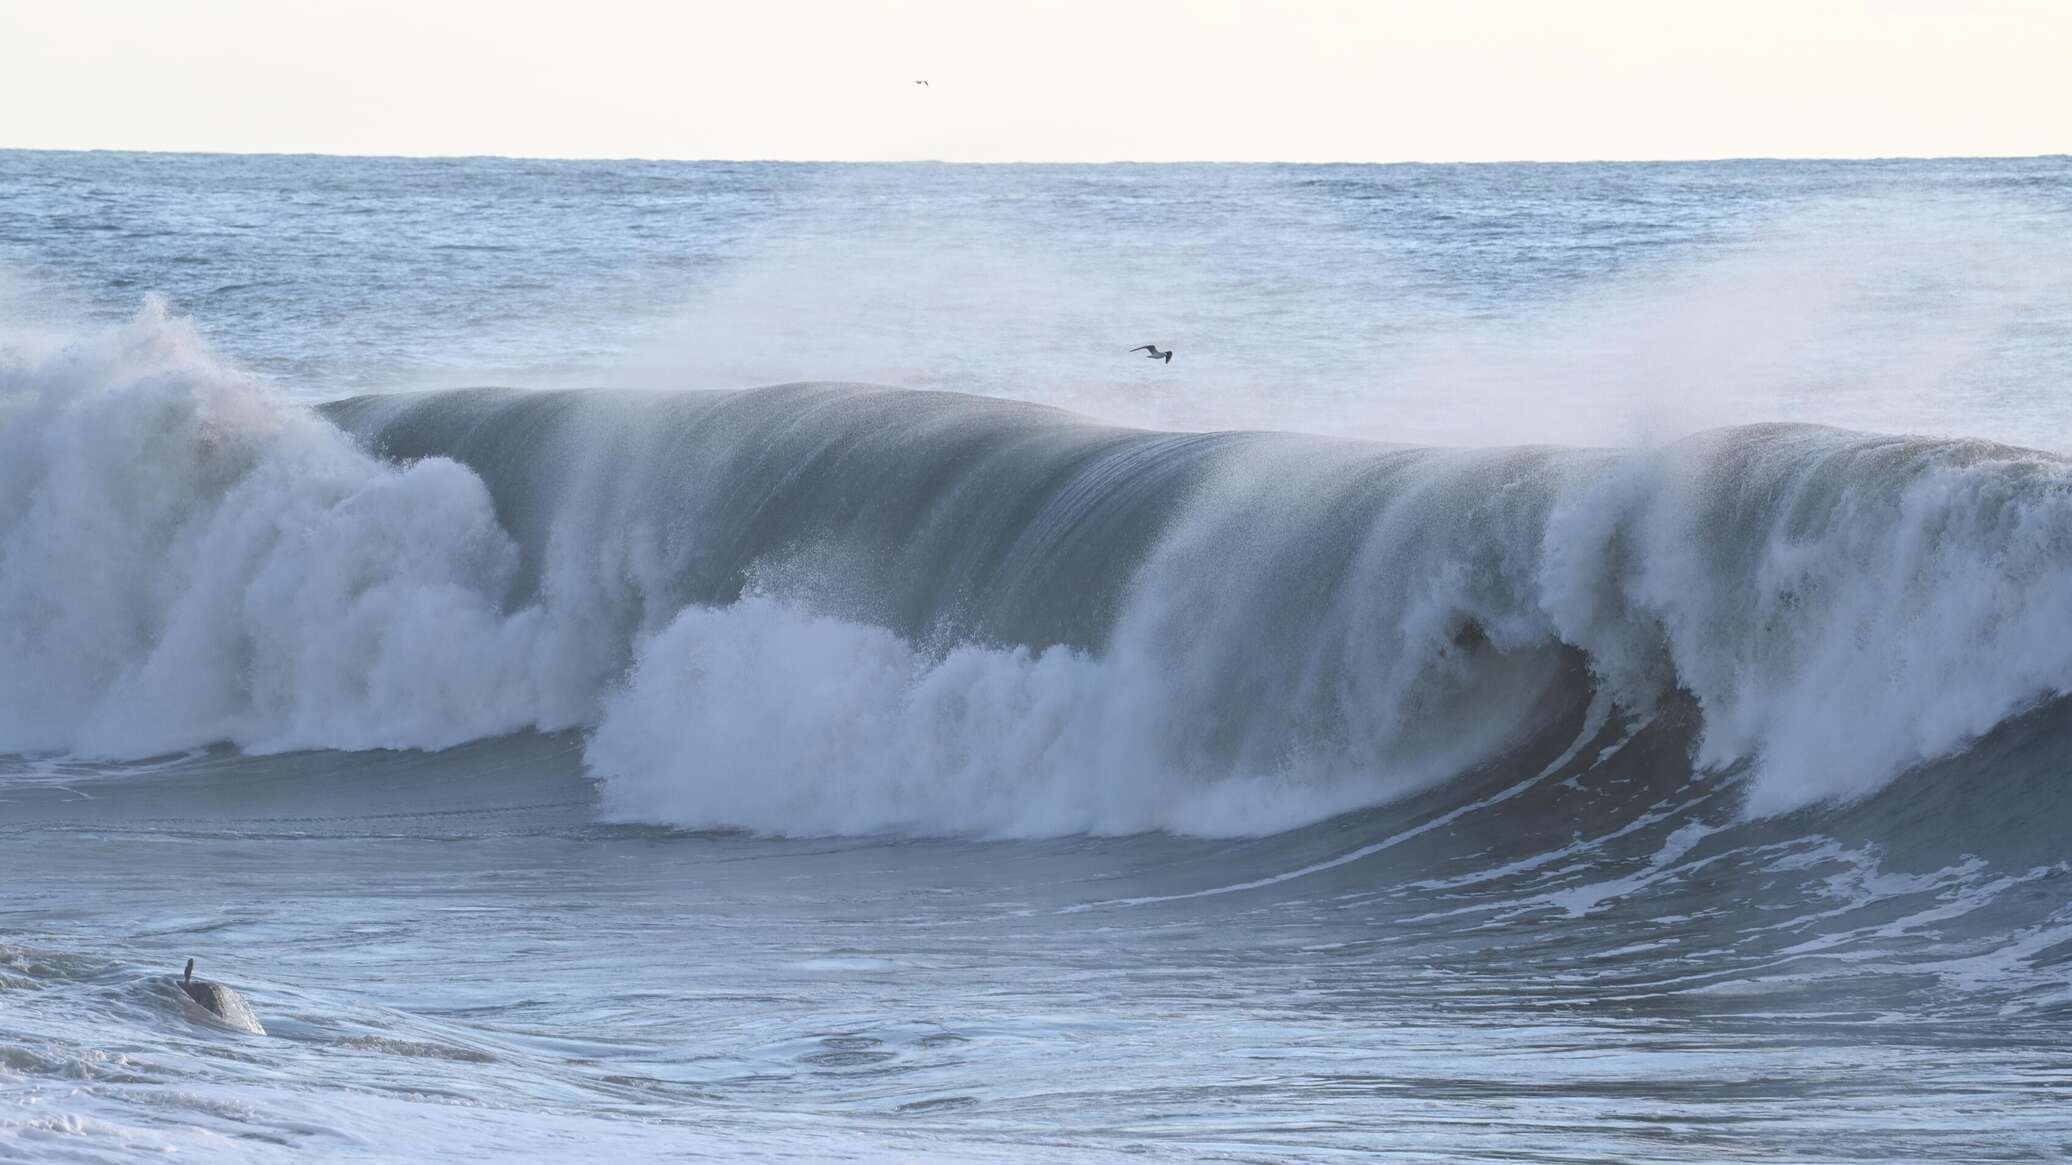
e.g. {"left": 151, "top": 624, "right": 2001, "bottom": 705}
{"left": 914, "top": 80, "right": 930, "bottom": 86}
{"left": 179, "top": 958, "right": 232, "bottom": 1017}
{"left": 1130, "top": 345, "right": 1173, "bottom": 364}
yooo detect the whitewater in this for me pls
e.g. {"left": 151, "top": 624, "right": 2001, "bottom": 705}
{"left": 4, "top": 151, "right": 2072, "bottom": 1161}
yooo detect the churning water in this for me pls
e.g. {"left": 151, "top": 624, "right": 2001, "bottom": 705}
{"left": 3, "top": 151, "right": 2071, "bottom": 1161}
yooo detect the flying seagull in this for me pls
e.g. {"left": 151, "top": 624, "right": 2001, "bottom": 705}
{"left": 915, "top": 80, "right": 930, "bottom": 86}
{"left": 1130, "top": 345, "right": 1173, "bottom": 364}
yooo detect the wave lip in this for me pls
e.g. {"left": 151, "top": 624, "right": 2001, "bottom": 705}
{"left": 10, "top": 306, "right": 2072, "bottom": 835}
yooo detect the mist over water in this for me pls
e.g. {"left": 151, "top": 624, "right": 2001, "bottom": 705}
{"left": 8, "top": 152, "right": 2072, "bottom": 443}
{"left": 4, "top": 151, "right": 2072, "bottom": 1162}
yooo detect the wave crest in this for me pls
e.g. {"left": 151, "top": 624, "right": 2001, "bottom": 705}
{"left": 7, "top": 305, "right": 2072, "bottom": 833}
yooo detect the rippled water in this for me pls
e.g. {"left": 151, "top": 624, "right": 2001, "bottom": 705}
{"left": 9, "top": 707, "right": 2072, "bottom": 1161}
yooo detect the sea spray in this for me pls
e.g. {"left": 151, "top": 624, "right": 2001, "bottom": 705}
{"left": 0, "top": 301, "right": 592, "bottom": 755}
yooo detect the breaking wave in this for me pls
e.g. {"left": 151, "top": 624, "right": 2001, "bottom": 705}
{"left": 7, "top": 304, "right": 2072, "bottom": 835}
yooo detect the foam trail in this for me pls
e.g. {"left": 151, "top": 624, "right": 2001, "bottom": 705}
{"left": 1061, "top": 697, "right": 1624, "bottom": 910}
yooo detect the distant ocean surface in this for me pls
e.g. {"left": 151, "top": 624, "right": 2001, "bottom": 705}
{"left": 4, "top": 150, "right": 2072, "bottom": 1162}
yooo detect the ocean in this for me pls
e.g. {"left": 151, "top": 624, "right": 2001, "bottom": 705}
{"left": 3, "top": 149, "right": 2071, "bottom": 1161}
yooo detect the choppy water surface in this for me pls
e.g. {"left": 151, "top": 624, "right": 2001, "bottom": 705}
{"left": 4, "top": 151, "right": 2072, "bottom": 1161}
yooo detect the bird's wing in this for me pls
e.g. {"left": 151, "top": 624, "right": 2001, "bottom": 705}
{"left": 1129, "top": 345, "right": 1155, "bottom": 353}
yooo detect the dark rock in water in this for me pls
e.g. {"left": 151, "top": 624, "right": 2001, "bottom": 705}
{"left": 180, "top": 977, "right": 230, "bottom": 1012}
{"left": 176, "top": 958, "right": 266, "bottom": 1034}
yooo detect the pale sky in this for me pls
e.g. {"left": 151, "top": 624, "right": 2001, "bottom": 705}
{"left": 1, "top": 0, "right": 2066, "bottom": 163}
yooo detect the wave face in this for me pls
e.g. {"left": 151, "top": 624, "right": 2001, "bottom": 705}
{"left": 8, "top": 306, "right": 2072, "bottom": 835}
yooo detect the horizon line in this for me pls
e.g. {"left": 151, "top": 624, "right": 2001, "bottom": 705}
{"left": 3, "top": 145, "right": 2067, "bottom": 168}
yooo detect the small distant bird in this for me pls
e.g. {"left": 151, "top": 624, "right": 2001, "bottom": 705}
{"left": 914, "top": 80, "right": 930, "bottom": 86}
{"left": 1130, "top": 345, "right": 1173, "bottom": 364}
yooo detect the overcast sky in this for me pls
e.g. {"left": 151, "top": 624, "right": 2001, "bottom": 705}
{"left": 2, "top": 0, "right": 2067, "bottom": 162}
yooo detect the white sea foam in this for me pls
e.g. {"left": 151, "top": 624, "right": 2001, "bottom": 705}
{"left": 0, "top": 300, "right": 592, "bottom": 756}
